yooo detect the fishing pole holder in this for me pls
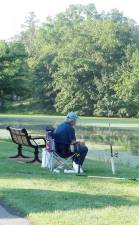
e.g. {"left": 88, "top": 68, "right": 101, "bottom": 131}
{"left": 114, "top": 152, "right": 118, "bottom": 158}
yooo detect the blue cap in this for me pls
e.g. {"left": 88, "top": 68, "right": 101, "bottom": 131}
{"left": 67, "top": 112, "right": 78, "bottom": 121}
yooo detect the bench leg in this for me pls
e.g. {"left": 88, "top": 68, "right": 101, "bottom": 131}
{"left": 9, "top": 144, "right": 30, "bottom": 159}
{"left": 26, "top": 147, "right": 41, "bottom": 163}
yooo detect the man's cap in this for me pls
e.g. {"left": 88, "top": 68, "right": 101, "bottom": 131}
{"left": 66, "top": 112, "right": 78, "bottom": 121}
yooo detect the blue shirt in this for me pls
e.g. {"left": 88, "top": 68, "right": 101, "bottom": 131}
{"left": 54, "top": 122, "right": 76, "bottom": 145}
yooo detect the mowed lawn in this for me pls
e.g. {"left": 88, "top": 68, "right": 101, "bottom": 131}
{"left": 1, "top": 140, "right": 139, "bottom": 225}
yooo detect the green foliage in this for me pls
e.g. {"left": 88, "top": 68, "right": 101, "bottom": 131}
{"left": 0, "top": 41, "right": 29, "bottom": 111}
{"left": 115, "top": 49, "right": 139, "bottom": 116}
{"left": 33, "top": 53, "right": 57, "bottom": 111}
{"left": 20, "top": 11, "right": 39, "bottom": 57}
{"left": 1, "top": 4, "right": 139, "bottom": 117}
{"left": 53, "top": 16, "right": 135, "bottom": 115}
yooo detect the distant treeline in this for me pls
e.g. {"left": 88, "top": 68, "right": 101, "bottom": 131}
{"left": 1, "top": 4, "right": 139, "bottom": 117}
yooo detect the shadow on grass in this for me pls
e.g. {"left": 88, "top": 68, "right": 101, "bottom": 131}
{"left": 1, "top": 188, "right": 139, "bottom": 216}
{"left": 1, "top": 140, "right": 139, "bottom": 180}
{"left": 0, "top": 140, "right": 100, "bottom": 180}
{"left": 1, "top": 156, "right": 139, "bottom": 181}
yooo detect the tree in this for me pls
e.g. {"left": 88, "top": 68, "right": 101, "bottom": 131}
{"left": 115, "top": 49, "right": 139, "bottom": 116}
{"left": 53, "top": 11, "right": 135, "bottom": 115}
{"left": 0, "top": 41, "right": 29, "bottom": 111}
{"left": 4, "top": 3, "right": 139, "bottom": 116}
{"left": 33, "top": 53, "right": 57, "bottom": 111}
{"left": 20, "top": 11, "right": 39, "bottom": 57}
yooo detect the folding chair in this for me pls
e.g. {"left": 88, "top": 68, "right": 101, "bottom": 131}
{"left": 43, "top": 127, "right": 77, "bottom": 172}
{"left": 50, "top": 147, "right": 75, "bottom": 172}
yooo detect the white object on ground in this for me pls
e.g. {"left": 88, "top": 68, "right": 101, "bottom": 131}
{"left": 64, "top": 169, "right": 76, "bottom": 174}
{"left": 73, "top": 161, "right": 84, "bottom": 173}
{"left": 53, "top": 169, "right": 60, "bottom": 173}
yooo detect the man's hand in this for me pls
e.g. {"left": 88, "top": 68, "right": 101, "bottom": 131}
{"left": 71, "top": 140, "right": 85, "bottom": 145}
{"left": 76, "top": 140, "right": 85, "bottom": 145}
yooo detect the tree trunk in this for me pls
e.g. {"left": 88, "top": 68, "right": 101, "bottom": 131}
{"left": 0, "top": 94, "right": 5, "bottom": 111}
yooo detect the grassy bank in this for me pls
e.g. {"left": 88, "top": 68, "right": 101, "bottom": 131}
{"left": 0, "top": 140, "right": 139, "bottom": 225}
{"left": 1, "top": 113, "right": 139, "bottom": 128}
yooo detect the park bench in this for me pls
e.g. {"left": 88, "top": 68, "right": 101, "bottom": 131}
{"left": 7, "top": 126, "right": 46, "bottom": 163}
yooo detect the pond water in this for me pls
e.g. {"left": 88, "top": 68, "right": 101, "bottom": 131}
{"left": 1, "top": 116, "right": 139, "bottom": 167}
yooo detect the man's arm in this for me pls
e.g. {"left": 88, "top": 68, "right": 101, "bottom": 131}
{"left": 71, "top": 140, "right": 85, "bottom": 145}
{"left": 69, "top": 126, "right": 85, "bottom": 145}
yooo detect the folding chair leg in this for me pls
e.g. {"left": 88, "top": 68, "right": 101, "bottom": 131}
{"left": 52, "top": 153, "right": 74, "bottom": 171}
{"left": 50, "top": 153, "right": 53, "bottom": 172}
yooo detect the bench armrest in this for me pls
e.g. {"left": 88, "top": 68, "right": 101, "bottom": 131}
{"left": 30, "top": 136, "right": 46, "bottom": 147}
{"left": 31, "top": 136, "right": 45, "bottom": 140}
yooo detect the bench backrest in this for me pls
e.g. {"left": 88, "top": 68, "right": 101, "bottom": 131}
{"left": 7, "top": 126, "right": 31, "bottom": 146}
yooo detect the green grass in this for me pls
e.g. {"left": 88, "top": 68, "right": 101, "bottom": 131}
{"left": 1, "top": 140, "right": 139, "bottom": 225}
{"left": 1, "top": 113, "right": 139, "bottom": 128}
{"left": 0, "top": 113, "right": 139, "bottom": 120}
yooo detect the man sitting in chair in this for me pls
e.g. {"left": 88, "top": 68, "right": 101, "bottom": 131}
{"left": 54, "top": 112, "right": 88, "bottom": 173}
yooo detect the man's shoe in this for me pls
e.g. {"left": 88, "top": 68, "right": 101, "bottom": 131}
{"left": 79, "top": 167, "right": 84, "bottom": 173}
{"left": 64, "top": 169, "right": 76, "bottom": 174}
{"left": 73, "top": 161, "right": 84, "bottom": 173}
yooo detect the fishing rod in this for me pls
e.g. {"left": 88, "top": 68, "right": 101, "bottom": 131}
{"left": 107, "top": 107, "right": 115, "bottom": 175}
{"left": 76, "top": 174, "right": 139, "bottom": 181}
{"left": 77, "top": 100, "right": 117, "bottom": 176}
{"left": 106, "top": 99, "right": 119, "bottom": 175}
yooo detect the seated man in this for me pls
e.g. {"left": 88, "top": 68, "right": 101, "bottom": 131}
{"left": 54, "top": 112, "right": 88, "bottom": 173}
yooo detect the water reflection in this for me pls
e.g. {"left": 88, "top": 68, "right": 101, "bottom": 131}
{"left": 1, "top": 116, "right": 139, "bottom": 156}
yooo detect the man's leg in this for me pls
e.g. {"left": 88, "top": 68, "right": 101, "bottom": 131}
{"left": 73, "top": 144, "right": 88, "bottom": 166}
{"left": 55, "top": 144, "right": 73, "bottom": 158}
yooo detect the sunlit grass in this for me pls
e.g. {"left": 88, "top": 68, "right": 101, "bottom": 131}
{"left": 1, "top": 114, "right": 139, "bottom": 128}
{"left": 1, "top": 140, "right": 139, "bottom": 225}
{"left": 0, "top": 113, "right": 139, "bottom": 120}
